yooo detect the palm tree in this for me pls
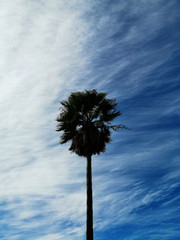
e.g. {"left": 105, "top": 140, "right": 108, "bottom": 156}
{"left": 56, "top": 89, "right": 128, "bottom": 240}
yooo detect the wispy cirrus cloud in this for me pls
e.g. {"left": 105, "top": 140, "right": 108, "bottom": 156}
{"left": 0, "top": 1, "right": 93, "bottom": 239}
{"left": 0, "top": 0, "right": 179, "bottom": 239}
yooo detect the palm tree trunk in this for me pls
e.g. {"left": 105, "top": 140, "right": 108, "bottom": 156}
{"left": 86, "top": 155, "right": 93, "bottom": 240}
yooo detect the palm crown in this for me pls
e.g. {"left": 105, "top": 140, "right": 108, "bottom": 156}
{"left": 56, "top": 89, "right": 127, "bottom": 157}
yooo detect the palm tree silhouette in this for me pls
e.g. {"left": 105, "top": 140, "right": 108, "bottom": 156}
{"left": 56, "top": 89, "right": 128, "bottom": 240}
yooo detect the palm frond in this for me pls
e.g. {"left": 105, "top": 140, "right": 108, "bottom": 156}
{"left": 56, "top": 89, "right": 128, "bottom": 157}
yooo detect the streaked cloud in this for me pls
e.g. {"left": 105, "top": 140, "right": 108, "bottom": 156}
{"left": 0, "top": 0, "right": 179, "bottom": 239}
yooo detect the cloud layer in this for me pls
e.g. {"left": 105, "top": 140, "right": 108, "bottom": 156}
{"left": 0, "top": 0, "right": 179, "bottom": 239}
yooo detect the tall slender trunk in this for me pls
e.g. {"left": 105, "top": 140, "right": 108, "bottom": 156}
{"left": 86, "top": 155, "right": 93, "bottom": 240}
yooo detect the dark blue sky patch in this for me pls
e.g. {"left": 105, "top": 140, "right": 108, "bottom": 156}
{"left": 130, "top": 184, "right": 180, "bottom": 214}
{"left": 95, "top": 223, "right": 139, "bottom": 240}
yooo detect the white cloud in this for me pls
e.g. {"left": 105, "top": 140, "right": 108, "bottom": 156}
{"left": 0, "top": 0, "right": 93, "bottom": 238}
{"left": 0, "top": 0, "right": 179, "bottom": 239}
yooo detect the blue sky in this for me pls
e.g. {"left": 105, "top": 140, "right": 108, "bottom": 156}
{"left": 0, "top": 0, "right": 179, "bottom": 239}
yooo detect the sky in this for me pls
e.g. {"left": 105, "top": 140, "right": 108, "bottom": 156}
{"left": 0, "top": 0, "right": 180, "bottom": 239}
